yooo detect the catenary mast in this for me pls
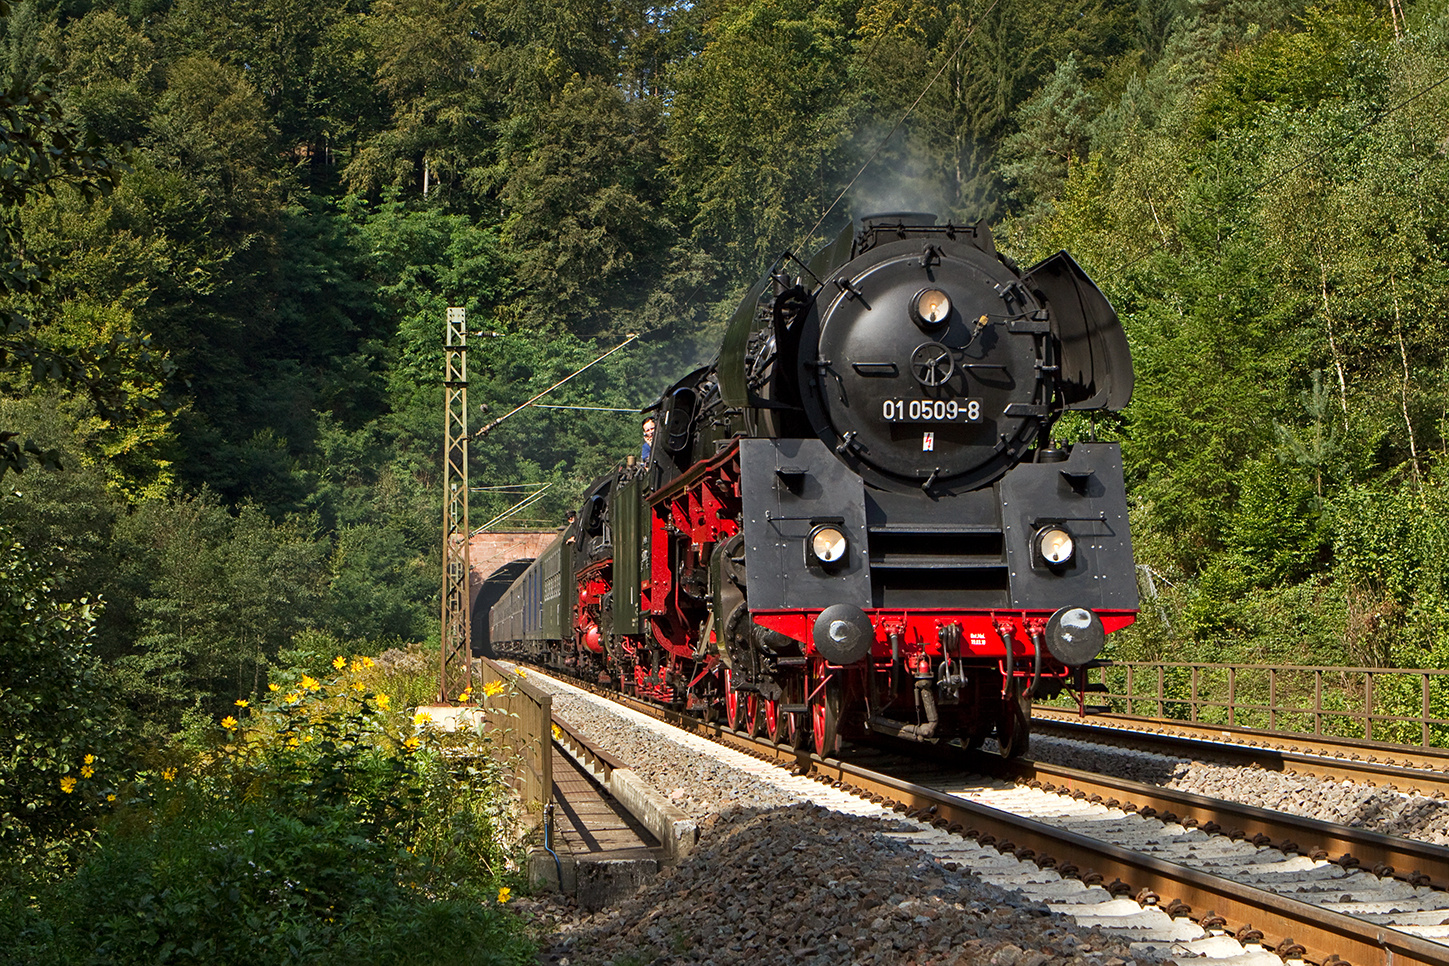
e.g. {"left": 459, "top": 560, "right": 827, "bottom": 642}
{"left": 439, "top": 306, "right": 472, "bottom": 701}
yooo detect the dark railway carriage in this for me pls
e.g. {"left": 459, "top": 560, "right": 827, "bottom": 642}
{"left": 492, "top": 213, "right": 1138, "bottom": 757}
{"left": 471, "top": 559, "right": 532, "bottom": 657}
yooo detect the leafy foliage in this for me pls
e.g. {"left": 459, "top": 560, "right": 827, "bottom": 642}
{"left": 1018, "top": 0, "right": 1449, "bottom": 667}
{"left": 0, "top": 42, "right": 139, "bottom": 477}
{"left": 0, "top": 656, "right": 533, "bottom": 965}
{"left": 0, "top": 524, "right": 114, "bottom": 871}
{"left": 0, "top": 0, "right": 1446, "bottom": 823}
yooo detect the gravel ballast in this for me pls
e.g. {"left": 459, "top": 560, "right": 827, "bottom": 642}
{"left": 530, "top": 805, "right": 1142, "bottom": 966}
{"left": 1027, "top": 733, "right": 1449, "bottom": 845}
{"left": 518, "top": 671, "right": 1149, "bottom": 966}
{"left": 516, "top": 668, "right": 1445, "bottom": 964}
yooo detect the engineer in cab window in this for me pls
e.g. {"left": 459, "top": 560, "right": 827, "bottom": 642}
{"left": 641, "top": 416, "right": 656, "bottom": 461}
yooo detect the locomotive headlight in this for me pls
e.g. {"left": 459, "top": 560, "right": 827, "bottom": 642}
{"left": 1034, "top": 526, "right": 1075, "bottom": 568}
{"left": 809, "top": 525, "right": 848, "bottom": 565}
{"left": 911, "top": 288, "right": 952, "bottom": 328}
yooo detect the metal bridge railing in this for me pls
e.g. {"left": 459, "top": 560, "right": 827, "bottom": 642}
{"left": 477, "top": 657, "right": 553, "bottom": 826}
{"left": 1043, "top": 661, "right": 1449, "bottom": 749}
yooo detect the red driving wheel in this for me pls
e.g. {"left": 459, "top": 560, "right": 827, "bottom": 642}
{"left": 724, "top": 669, "right": 741, "bottom": 731}
{"left": 764, "top": 699, "right": 780, "bottom": 743}
{"left": 810, "top": 657, "right": 842, "bottom": 757}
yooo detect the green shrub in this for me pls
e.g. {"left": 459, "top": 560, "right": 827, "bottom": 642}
{"left": 6, "top": 803, "right": 533, "bottom": 965}
{"left": 0, "top": 656, "right": 536, "bottom": 965}
{"left": 363, "top": 641, "right": 442, "bottom": 710}
{"left": 0, "top": 528, "right": 119, "bottom": 877}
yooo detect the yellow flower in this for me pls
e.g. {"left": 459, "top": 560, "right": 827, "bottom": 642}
{"left": 497, "top": 887, "right": 512, "bottom": 903}
{"left": 376, "top": 693, "right": 391, "bottom": 711}
{"left": 106, "top": 794, "right": 116, "bottom": 803}
{"left": 285, "top": 692, "right": 300, "bottom": 703}
{"left": 268, "top": 683, "right": 279, "bottom": 692}
{"left": 300, "top": 675, "right": 321, "bottom": 692}
{"left": 83, "top": 754, "right": 95, "bottom": 765}
{"left": 287, "top": 737, "right": 300, "bottom": 748}
{"left": 162, "top": 768, "right": 176, "bottom": 782}
{"left": 302, "top": 735, "right": 313, "bottom": 743}
{"left": 413, "top": 711, "right": 433, "bottom": 726}
{"left": 222, "top": 716, "right": 239, "bottom": 729}
{"left": 515, "top": 668, "right": 526, "bottom": 678}
{"left": 332, "top": 655, "right": 346, "bottom": 670}
{"left": 60, "top": 776, "right": 76, "bottom": 794}
{"left": 81, "top": 765, "right": 95, "bottom": 778}
{"left": 353, "top": 681, "right": 366, "bottom": 692}
{"left": 362, "top": 656, "right": 375, "bottom": 668}
{"left": 350, "top": 659, "right": 363, "bottom": 673}
{"left": 482, "top": 680, "right": 505, "bottom": 698}
{"left": 235, "top": 699, "right": 249, "bottom": 708}
{"left": 552, "top": 724, "right": 562, "bottom": 741}
{"left": 403, "top": 736, "right": 420, "bottom": 750}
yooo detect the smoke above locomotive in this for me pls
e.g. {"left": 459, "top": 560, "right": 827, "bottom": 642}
{"left": 492, "top": 212, "right": 1138, "bottom": 758}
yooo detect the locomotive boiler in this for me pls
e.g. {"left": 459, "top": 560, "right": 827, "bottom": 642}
{"left": 491, "top": 212, "right": 1137, "bottom": 757}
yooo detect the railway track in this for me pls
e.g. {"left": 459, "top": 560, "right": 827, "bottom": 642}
{"left": 515, "top": 661, "right": 1449, "bottom": 966}
{"left": 751, "top": 734, "right": 1449, "bottom": 966}
{"left": 1031, "top": 706, "right": 1449, "bottom": 797}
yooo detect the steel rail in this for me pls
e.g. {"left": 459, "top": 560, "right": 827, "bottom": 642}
{"left": 613, "top": 693, "right": 1449, "bottom": 965}
{"left": 811, "top": 756, "right": 1449, "bottom": 966}
{"left": 516, "top": 664, "right": 1449, "bottom": 965}
{"left": 1032, "top": 708, "right": 1449, "bottom": 796}
{"left": 747, "top": 704, "right": 1449, "bottom": 899}
{"left": 999, "top": 758, "right": 1449, "bottom": 893}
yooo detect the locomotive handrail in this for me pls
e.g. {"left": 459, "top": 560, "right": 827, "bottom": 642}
{"left": 645, "top": 438, "right": 740, "bottom": 505}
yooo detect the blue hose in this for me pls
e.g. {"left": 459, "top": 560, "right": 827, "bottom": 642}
{"left": 543, "top": 802, "right": 563, "bottom": 888}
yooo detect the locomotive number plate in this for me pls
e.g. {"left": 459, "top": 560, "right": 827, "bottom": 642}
{"left": 881, "top": 398, "right": 984, "bottom": 423}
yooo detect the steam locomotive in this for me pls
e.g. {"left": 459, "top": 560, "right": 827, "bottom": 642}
{"left": 490, "top": 212, "right": 1137, "bottom": 757}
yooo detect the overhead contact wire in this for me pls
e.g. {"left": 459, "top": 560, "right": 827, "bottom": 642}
{"left": 470, "top": 334, "right": 639, "bottom": 439}
{"left": 476, "top": 482, "right": 554, "bottom": 533}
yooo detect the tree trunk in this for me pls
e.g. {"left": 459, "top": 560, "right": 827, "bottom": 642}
{"left": 1316, "top": 256, "right": 1350, "bottom": 428}
{"left": 1391, "top": 274, "right": 1422, "bottom": 487}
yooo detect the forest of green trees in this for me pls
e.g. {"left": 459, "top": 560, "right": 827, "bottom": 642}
{"left": 2, "top": 0, "right": 1447, "bottom": 747}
